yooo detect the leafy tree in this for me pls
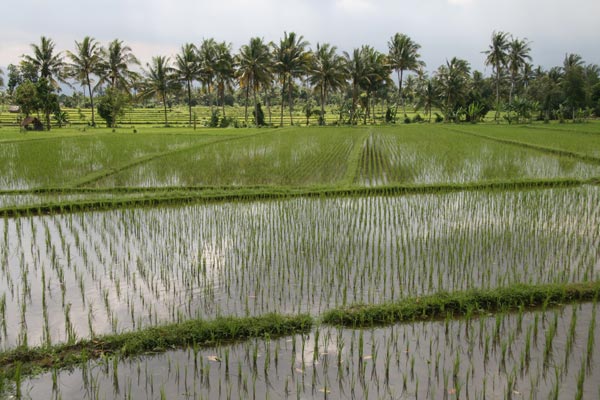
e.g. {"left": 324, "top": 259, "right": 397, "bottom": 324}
{"left": 97, "top": 87, "right": 130, "bottom": 128}
{"left": 36, "top": 78, "right": 60, "bottom": 130}
{"left": 484, "top": 31, "right": 510, "bottom": 122}
{"left": 308, "top": 43, "right": 348, "bottom": 125}
{"left": 97, "top": 39, "right": 140, "bottom": 90}
{"left": 6, "top": 64, "right": 23, "bottom": 95}
{"left": 174, "top": 43, "right": 200, "bottom": 125}
{"left": 388, "top": 33, "right": 425, "bottom": 111}
{"left": 237, "top": 37, "right": 272, "bottom": 124}
{"left": 66, "top": 37, "right": 103, "bottom": 126}
{"left": 139, "top": 56, "right": 180, "bottom": 127}
{"left": 14, "top": 80, "right": 39, "bottom": 117}
{"left": 19, "top": 61, "right": 39, "bottom": 83}
{"left": 0, "top": 68, "right": 3, "bottom": 88}
{"left": 272, "top": 32, "right": 311, "bottom": 126}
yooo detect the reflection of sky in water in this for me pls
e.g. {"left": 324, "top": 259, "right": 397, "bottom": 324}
{"left": 16, "top": 304, "right": 600, "bottom": 399}
{"left": 0, "top": 186, "right": 599, "bottom": 349}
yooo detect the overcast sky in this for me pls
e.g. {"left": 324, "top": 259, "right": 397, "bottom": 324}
{"left": 1, "top": 0, "right": 599, "bottom": 76}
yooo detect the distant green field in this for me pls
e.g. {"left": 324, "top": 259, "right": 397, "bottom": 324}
{"left": 1, "top": 122, "right": 599, "bottom": 194}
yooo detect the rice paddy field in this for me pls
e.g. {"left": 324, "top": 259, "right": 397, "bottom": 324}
{"left": 0, "top": 121, "right": 599, "bottom": 399}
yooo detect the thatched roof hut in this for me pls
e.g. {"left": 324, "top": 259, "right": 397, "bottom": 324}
{"left": 21, "top": 117, "right": 44, "bottom": 131}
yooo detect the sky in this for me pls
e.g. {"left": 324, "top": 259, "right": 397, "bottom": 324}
{"left": 1, "top": 0, "right": 599, "bottom": 78}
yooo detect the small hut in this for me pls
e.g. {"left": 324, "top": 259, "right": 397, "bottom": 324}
{"left": 21, "top": 117, "right": 44, "bottom": 131}
{"left": 8, "top": 105, "right": 20, "bottom": 113}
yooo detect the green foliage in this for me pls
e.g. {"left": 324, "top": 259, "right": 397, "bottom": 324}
{"left": 13, "top": 80, "right": 38, "bottom": 116}
{"left": 97, "top": 88, "right": 130, "bottom": 127}
{"left": 253, "top": 102, "right": 265, "bottom": 126}
{"left": 322, "top": 281, "right": 600, "bottom": 327}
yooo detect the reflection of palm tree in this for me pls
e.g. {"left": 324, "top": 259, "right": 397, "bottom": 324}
{"left": 174, "top": 43, "right": 200, "bottom": 125}
{"left": 139, "top": 56, "right": 180, "bottom": 127}
{"left": 22, "top": 36, "right": 65, "bottom": 88}
{"left": 508, "top": 38, "right": 531, "bottom": 104}
{"left": 98, "top": 39, "right": 140, "bottom": 90}
{"left": 66, "top": 37, "right": 103, "bottom": 126}
{"left": 388, "top": 33, "right": 425, "bottom": 111}
{"left": 484, "top": 31, "right": 509, "bottom": 122}
{"left": 308, "top": 43, "right": 347, "bottom": 125}
{"left": 272, "top": 32, "right": 310, "bottom": 126}
{"left": 237, "top": 37, "right": 272, "bottom": 124}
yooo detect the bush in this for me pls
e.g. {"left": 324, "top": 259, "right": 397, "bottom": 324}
{"left": 412, "top": 113, "right": 424, "bottom": 123}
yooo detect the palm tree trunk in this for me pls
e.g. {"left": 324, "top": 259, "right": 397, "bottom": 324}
{"left": 320, "top": 88, "right": 325, "bottom": 126}
{"left": 400, "top": 69, "right": 405, "bottom": 115}
{"left": 350, "top": 84, "right": 357, "bottom": 124}
{"left": 187, "top": 80, "right": 192, "bottom": 125}
{"left": 494, "top": 70, "right": 500, "bottom": 123}
{"left": 253, "top": 82, "right": 258, "bottom": 126}
{"left": 163, "top": 93, "right": 168, "bottom": 127}
{"left": 280, "top": 76, "right": 286, "bottom": 127}
{"left": 265, "top": 89, "right": 272, "bottom": 125}
{"left": 244, "top": 82, "right": 250, "bottom": 124}
{"left": 288, "top": 79, "right": 294, "bottom": 126}
{"left": 221, "top": 84, "right": 226, "bottom": 117}
{"left": 87, "top": 76, "right": 95, "bottom": 127}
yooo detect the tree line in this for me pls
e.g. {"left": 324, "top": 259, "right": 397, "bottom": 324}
{"left": 0, "top": 31, "right": 598, "bottom": 130}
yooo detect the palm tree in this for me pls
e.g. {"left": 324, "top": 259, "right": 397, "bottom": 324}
{"left": 237, "top": 37, "right": 273, "bottom": 124}
{"left": 415, "top": 77, "right": 438, "bottom": 122}
{"left": 360, "top": 46, "right": 390, "bottom": 124}
{"left": 198, "top": 38, "right": 218, "bottom": 112}
{"left": 507, "top": 38, "right": 531, "bottom": 104}
{"left": 174, "top": 43, "right": 200, "bottom": 125}
{"left": 0, "top": 68, "right": 4, "bottom": 88}
{"left": 272, "top": 32, "right": 310, "bottom": 126}
{"left": 22, "top": 36, "right": 65, "bottom": 88}
{"left": 139, "top": 56, "right": 180, "bottom": 127}
{"left": 388, "top": 33, "right": 425, "bottom": 112}
{"left": 344, "top": 48, "right": 368, "bottom": 124}
{"left": 435, "top": 57, "right": 471, "bottom": 121}
{"left": 484, "top": 31, "right": 510, "bottom": 122}
{"left": 97, "top": 39, "right": 140, "bottom": 90}
{"left": 214, "top": 42, "right": 236, "bottom": 117}
{"left": 308, "top": 43, "right": 348, "bottom": 125}
{"left": 66, "top": 37, "right": 103, "bottom": 126}
{"left": 562, "top": 54, "right": 586, "bottom": 119}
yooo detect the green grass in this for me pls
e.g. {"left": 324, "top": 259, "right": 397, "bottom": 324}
{"left": 0, "top": 313, "right": 313, "bottom": 378}
{"left": 321, "top": 281, "right": 600, "bottom": 327}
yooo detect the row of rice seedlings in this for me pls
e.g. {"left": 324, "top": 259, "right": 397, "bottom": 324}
{"left": 93, "top": 127, "right": 363, "bottom": 188}
{"left": 0, "top": 186, "right": 598, "bottom": 349}
{"left": 9, "top": 302, "right": 599, "bottom": 399}
{"left": 0, "top": 133, "right": 216, "bottom": 190}
{"left": 355, "top": 128, "right": 600, "bottom": 186}
{"left": 451, "top": 124, "right": 600, "bottom": 160}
